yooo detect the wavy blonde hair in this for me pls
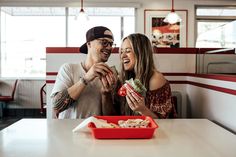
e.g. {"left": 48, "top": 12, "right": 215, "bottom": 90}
{"left": 119, "top": 33, "right": 155, "bottom": 89}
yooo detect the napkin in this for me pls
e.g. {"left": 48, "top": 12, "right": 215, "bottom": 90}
{"left": 72, "top": 116, "right": 111, "bottom": 133}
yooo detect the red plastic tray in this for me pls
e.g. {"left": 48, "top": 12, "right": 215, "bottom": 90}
{"left": 88, "top": 116, "right": 158, "bottom": 139}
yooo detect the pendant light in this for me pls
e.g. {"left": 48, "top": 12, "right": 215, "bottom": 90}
{"left": 75, "top": 0, "right": 89, "bottom": 21}
{"left": 164, "top": 0, "right": 182, "bottom": 24}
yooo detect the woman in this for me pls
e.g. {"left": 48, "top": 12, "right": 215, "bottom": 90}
{"left": 118, "top": 33, "right": 177, "bottom": 118}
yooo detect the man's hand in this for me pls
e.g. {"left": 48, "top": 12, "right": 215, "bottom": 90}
{"left": 83, "top": 63, "right": 112, "bottom": 83}
{"left": 100, "top": 72, "right": 116, "bottom": 94}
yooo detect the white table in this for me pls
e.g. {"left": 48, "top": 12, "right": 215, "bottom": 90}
{"left": 0, "top": 119, "right": 236, "bottom": 157}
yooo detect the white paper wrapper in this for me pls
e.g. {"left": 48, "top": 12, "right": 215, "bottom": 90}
{"left": 72, "top": 116, "right": 112, "bottom": 133}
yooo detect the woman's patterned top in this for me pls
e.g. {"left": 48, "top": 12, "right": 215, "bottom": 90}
{"left": 145, "top": 81, "right": 177, "bottom": 118}
{"left": 122, "top": 81, "right": 177, "bottom": 118}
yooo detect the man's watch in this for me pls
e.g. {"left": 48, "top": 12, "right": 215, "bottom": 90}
{"left": 80, "top": 77, "right": 88, "bottom": 85}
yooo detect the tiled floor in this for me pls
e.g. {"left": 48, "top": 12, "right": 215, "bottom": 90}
{"left": 0, "top": 117, "right": 21, "bottom": 130}
{"left": 0, "top": 109, "right": 46, "bottom": 130}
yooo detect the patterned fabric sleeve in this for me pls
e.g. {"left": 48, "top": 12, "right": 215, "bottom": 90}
{"left": 146, "top": 81, "right": 177, "bottom": 118}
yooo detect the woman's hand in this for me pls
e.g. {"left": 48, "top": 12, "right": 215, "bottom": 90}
{"left": 125, "top": 89, "right": 147, "bottom": 113}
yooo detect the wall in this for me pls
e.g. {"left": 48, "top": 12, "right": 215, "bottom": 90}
{"left": 164, "top": 73, "right": 236, "bottom": 133}
{"left": 186, "top": 76, "right": 236, "bottom": 133}
{"left": 198, "top": 53, "right": 236, "bottom": 74}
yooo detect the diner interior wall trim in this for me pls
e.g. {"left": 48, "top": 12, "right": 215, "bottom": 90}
{"left": 46, "top": 47, "right": 235, "bottom": 54}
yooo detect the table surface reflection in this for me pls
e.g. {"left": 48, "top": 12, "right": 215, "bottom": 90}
{"left": 0, "top": 119, "right": 236, "bottom": 157}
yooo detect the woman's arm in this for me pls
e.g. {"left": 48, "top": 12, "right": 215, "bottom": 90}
{"left": 125, "top": 71, "right": 176, "bottom": 118}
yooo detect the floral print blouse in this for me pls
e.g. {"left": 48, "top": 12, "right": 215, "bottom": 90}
{"left": 145, "top": 81, "right": 177, "bottom": 118}
{"left": 121, "top": 81, "right": 177, "bottom": 118}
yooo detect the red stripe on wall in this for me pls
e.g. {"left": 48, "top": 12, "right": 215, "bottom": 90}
{"left": 189, "top": 81, "right": 236, "bottom": 96}
{"left": 190, "top": 74, "right": 236, "bottom": 82}
{"left": 46, "top": 47, "right": 235, "bottom": 54}
{"left": 112, "top": 48, "right": 119, "bottom": 53}
{"left": 46, "top": 72, "right": 236, "bottom": 82}
{"left": 46, "top": 80, "right": 55, "bottom": 84}
{"left": 46, "top": 72, "right": 58, "bottom": 75}
{"left": 163, "top": 73, "right": 189, "bottom": 76}
{"left": 46, "top": 47, "right": 198, "bottom": 54}
{"left": 170, "top": 81, "right": 236, "bottom": 96}
{"left": 47, "top": 79, "right": 236, "bottom": 95}
{"left": 169, "top": 81, "right": 187, "bottom": 84}
{"left": 46, "top": 47, "right": 120, "bottom": 54}
{"left": 46, "top": 47, "right": 80, "bottom": 53}
{"left": 163, "top": 73, "right": 236, "bottom": 82}
{"left": 198, "top": 48, "right": 235, "bottom": 54}
{"left": 153, "top": 47, "right": 198, "bottom": 54}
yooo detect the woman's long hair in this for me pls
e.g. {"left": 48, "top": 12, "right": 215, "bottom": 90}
{"left": 119, "top": 33, "right": 155, "bottom": 89}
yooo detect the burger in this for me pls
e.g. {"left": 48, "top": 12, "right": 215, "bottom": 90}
{"left": 118, "top": 78, "right": 147, "bottom": 98}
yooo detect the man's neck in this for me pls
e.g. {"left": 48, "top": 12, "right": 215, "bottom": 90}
{"left": 83, "top": 56, "right": 95, "bottom": 72}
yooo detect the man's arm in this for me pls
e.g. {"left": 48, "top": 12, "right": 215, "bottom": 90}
{"left": 51, "top": 63, "right": 88, "bottom": 117}
{"left": 67, "top": 77, "right": 87, "bottom": 100}
{"left": 51, "top": 90, "right": 75, "bottom": 117}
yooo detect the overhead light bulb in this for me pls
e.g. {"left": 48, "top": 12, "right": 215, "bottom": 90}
{"left": 75, "top": 0, "right": 89, "bottom": 21}
{"left": 164, "top": 11, "right": 182, "bottom": 24}
{"left": 164, "top": 0, "right": 181, "bottom": 24}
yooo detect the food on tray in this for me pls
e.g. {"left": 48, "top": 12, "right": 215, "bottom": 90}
{"left": 96, "top": 119, "right": 119, "bottom": 128}
{"left": 118, "top": 118, "right": 150, "bottom": 128}
{"left": 97, "top": 118, "right": 150, "bottom": 128}
{"left": 118, "top": 78, "right": 147, "bottom": 97}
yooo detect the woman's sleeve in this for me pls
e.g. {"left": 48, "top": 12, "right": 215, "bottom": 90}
{"left": 146, "top": 82, "right": 177, "bottom": 118}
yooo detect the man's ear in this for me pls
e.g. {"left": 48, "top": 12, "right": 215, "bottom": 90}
{"left": 87, "top": 42, "right": 91, "bottom": 48}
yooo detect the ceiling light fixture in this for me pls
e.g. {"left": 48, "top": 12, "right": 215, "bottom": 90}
{"left": 75, "top": 0, "right": 89, "bottom": 21}
{"left": 164, "top": 0, "right": 182, "bottom": 24}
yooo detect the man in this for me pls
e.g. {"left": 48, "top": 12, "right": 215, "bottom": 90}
{"left": 51, "top": 26, "right": 118, "bottom": 119}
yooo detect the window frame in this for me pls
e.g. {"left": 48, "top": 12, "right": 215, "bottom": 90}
{"left": 194, "top": 5, "right": 236, "bottom": 45}
{"left": 0, "top": 6, "right": 136, "bottom": 79}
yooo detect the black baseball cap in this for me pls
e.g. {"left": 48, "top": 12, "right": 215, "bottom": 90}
{"left": 80, "top": 26, "right": 114, "bottom": 54}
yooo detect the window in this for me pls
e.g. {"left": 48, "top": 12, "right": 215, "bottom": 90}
{"left": 0, "top": 7, "right": 135, "bottom": 78}
{"left": 195, "top": 6, "right": 236, "bottom": 48}
{"left": 68, "top": 7, "right": 135, "bottom": 46}
{"left": 0, "top": 7, "right": 66, "bottom": 78}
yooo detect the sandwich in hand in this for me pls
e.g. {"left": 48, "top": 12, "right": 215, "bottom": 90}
{"left": 118, "top": 78, "right": 147, "bottom": 98}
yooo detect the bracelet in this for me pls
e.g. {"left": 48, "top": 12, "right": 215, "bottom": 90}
{"left": 80, "top": 77, "right": 88, "bottom": 85}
